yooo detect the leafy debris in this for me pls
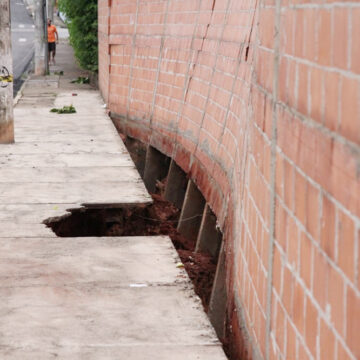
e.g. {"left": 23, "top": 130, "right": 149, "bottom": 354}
{"left": 70, "top": 76, "right": 89, "bottom": 84}
{"left": 50, "top": 105, "right": 76, "bottom": 114}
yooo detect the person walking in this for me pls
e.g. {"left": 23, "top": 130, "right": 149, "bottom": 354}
{"left": 47, "top": 19, "right": 58, "bottom": 65}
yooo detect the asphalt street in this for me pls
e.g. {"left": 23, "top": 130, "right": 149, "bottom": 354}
{"left": 11, "top": 0, "right": 35, "bottom": 95}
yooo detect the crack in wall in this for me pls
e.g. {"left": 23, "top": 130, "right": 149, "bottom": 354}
{"left": 183, "top": 0, "right": 217, "bottom": 104}
{"left": 245, "top": 0, "right": 259, "bottom": 62}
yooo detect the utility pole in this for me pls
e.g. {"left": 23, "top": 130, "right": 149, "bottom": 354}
{"left": 34, "top": 0, "right": 48, "bottom": 75}
{"left": 0, "top": 0, "right": 15, "bottom": 143}
{"left": 47, "top": 0, "right": 54, "bottom": 21}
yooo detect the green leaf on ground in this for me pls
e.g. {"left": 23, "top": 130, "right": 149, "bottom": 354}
{"left": 50, "top": 105, "right": 76, "bottom": 114}
{"left": 70, "top": 76, "right": 89, "bottom": 84}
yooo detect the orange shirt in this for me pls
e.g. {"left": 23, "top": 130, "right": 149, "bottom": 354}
{"left": 48, "top": 25, "right": 57, "bottom": 43}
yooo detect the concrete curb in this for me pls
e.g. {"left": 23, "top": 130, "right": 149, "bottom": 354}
{"left": 13, "top": 74, "right": 29, "bottom": 107}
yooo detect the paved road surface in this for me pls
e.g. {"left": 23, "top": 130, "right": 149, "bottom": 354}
{"left": 11, "top": 0, "right": 35, "bottom": 95}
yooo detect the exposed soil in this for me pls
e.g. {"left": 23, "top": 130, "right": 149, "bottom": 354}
{"left": 44, "top": 193, "right": 217, "bottom": 311}
{"left": 177, "top": 249, "right": 216, "bottom": 311}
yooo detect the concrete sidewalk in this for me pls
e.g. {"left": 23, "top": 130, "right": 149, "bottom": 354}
{"left": 0, "top": 37, "right": 226, "bottom": 358}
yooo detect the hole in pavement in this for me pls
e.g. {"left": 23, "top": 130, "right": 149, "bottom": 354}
{"left": 43, "top": 193, "right": 217, "bottom": 311}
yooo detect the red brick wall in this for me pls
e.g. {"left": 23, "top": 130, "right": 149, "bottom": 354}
{"left": 98, "top": 1, "right": 360, "bottom": 359}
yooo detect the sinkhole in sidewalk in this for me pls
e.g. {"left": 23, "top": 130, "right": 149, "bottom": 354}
{"left": 43, "top": 193, "right": 217, "bottom": 312}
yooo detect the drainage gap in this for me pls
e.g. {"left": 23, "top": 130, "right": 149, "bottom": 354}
{"left": 110, "top": 130, "right": 235, "bottom": 358}
{"left": 122, "top": 135, "right": 148, "bottom": 178}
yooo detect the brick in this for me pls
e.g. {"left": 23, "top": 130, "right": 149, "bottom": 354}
{"left": 309, "top": 67, "right": 324, "bottom": 123}
{"left": 318, "top": 9, "right": 332, "bottom": 66}
{"left": 300, "top": 232, "right": 313, "bottom": 290}
{"left": 298, "top": 342, "right": 311, "bottom": 360}
{"left": 292, "top": 281, "right": 305, "bottom": 335}
{"left": 320, "top": 195, "right": 336, "bottom": 260}
{"left": 336, "top": 341, "right": 353, "bottom": 360}
{"left": 294, "top": 171, "right": 306, "bottom": 227}
{"left": 275, "top": 153, "right": 284, "bottom": 198}
{"left": 297, "top": 63, "right": 309, "bottom": 115}
{"left": 286, "top": 323, "right": 297, "bottom": 360}
{"left": 319, "top": 318, "right": 336, "bottom": 360}
{"left": 324, "top": 71, "right": 339, "bottom": 131}
{"left": 328, "top": 265, "right": 345, "bottom": 336}
{"left": 259, "top": 8, "right": 275, "bottom": 49}
{"left": 273, "top": 245, "right": 283, "bottom": 295}
{"left": 287, "top": 60, "right": 297, "bottom": 109}
{"left": 277, "top": 110, "right": 297, "bottom": 163}
{"left": 313, "top": 249, "right": 329, "bottom": 310}
{"left": 283, "top": 159, "right": 294, "bottom": 210}
{"left": 275, "top": 201, "right": 287, "bottom": 250}
{"left": 337, "top": 210, "right": 355, "bottom": 282}
{"left": 340, "top": 76, "right": 360, "bottom": 144}
{"left": 281, "top": 9, "right": 294, "bottom": 55}
{"left": 306, "top": 182, "right": 319, "bottom": 240}
{"left": 287, "top": 216, "right": 299, "bottom": 270}
{"left": 331, "top": 141, "right": 360, "bottom": 219}
{"left": 358, "top": 228, "right": 360, "bottom": 290}
{"left": 278, "top": 56, "right": 287, "bottom": 104}
{"left": 282, "top": 266, "right": 293, "bottom": 314}
{"left": 305, "top": 297, "right": 318, "bottom": 356}
{"left": 333, "top": 8, "right": 349, "bottom": 69}
{"left": 351, "top": 9, "right": 360, "bottom": 73}
{"left": 256, "top": 48, "right": 274, "bottom": 93}
{"left": 294, "top": 9, "right": 304, "bottom": 57}
{"left": 275, "top": 304, "right": 286, "bottom": 355}
{"left": 303, "top": 8, "right": 317, "bottom": 61}
{"left": 346, "top": 286, "right": 360, "bottom": 358}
